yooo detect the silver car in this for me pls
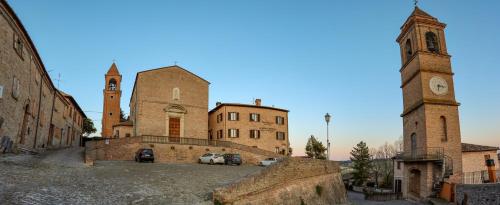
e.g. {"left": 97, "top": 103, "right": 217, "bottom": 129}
{"left": 259, "top": 157, "right": 279, "bottom": 166}
{"left": 198, "top": 153, "right": 225, "bottom": 165}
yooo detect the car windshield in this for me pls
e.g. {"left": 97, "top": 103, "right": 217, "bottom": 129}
{"left": 266, "top": 158, "right": 275, "bottom": 161}
{"left": 215, "top": 154, "right": 221, "bottom": 157}
{"left": 233, "top": 154, "right": 240, "bottom": 158}
{"left": 142, "top": 149, "right": 153, "bottom": 154}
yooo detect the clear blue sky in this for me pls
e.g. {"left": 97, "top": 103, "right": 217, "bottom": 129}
{"left": 8, "top": 0, "right": 500, "bottom": 160}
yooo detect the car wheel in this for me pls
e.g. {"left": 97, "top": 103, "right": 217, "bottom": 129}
{"left": 151, "top": 160, "right": 154, "bottom": 163}
{"left": 210, "top": 159, "right": 214, "bottom": 165}
{"left": 198, "top": 159, "right": 202, "bottom": 164}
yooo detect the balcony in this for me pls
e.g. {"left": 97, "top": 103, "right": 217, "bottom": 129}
{"left": 398, "top": 147, "right": 444, "bottom": 162}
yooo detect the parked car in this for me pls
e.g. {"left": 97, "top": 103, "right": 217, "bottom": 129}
{"left": 223, "top": 153, "right": 242, "bottom": 165}
{"left": 135, "top": 148, "right": 154, "bottom": 163}
{"left": 199, "top": 153, "right": 225, "bottom": 165}
{"left": 259, "top": 158, "right": 278, "bottom": 166}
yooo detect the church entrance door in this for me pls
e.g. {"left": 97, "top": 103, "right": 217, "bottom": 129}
{"left": 169, "top": 117, "right": 180, "bottom": 137}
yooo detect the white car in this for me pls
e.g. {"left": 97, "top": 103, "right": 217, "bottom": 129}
{"left": 198, "top": 153, "right": 225, "bottom": 165}
{"left": 259, "top": 158, "right": 279, "bottom": 166}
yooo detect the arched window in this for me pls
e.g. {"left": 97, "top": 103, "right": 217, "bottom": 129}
{"left": 411, "top": 133, "right": 417, "bottom": 157}
{"left": 440, "top": 116, "right": 448, "bottom": 142}
{"left": 405, "top": 39, "right": 413, "bottom": 60}
{"left": 172, "top": 87, "right": 180, "bottom": 100}
{"left": 108, "top": 78, "right": 117, "bottom": 91}
{"left": 425, "top": 32, "right": 440, "bottom": 53}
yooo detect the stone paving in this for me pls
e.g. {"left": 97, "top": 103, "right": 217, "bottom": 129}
{"left": 0, "top": 148, "right": 263, "bottom": 205}
{"left": 347, "top": 191, "right": 422, "bottom": 205}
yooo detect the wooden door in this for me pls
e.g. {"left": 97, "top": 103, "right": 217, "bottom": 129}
{"left": 169, "top": 117, "right": 180, "bottom": 137}
{"left": 409, "top": 170, "right": 421, "bottom": 196}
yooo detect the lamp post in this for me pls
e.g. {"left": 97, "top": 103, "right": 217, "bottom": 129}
{"left": 324, "top": 113, "right": 331, "bottom": 160}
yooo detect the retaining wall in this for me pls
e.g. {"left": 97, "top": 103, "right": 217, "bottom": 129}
{"left": 213, "top": 157, "right": 347, "bottom": 205}
{"left": 455, "top": 183, "right": 500, "bottom": 205}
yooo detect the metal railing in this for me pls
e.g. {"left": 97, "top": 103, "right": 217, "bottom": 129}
{"left": 398, "top": 147, "right": 444, "bottom": 161}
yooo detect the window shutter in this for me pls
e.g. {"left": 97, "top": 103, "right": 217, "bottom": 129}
{"left": 276, "top": 132, "right": 278, "bottom": 140}
{"left": 237, "top": 113, "right": 240, "bottom": 121}
{"left": 228, "top": 113, "right": 231, "bottom": 120}
{"left": 257, "top": 114, "right": 260, "bottom": 122}
{"left": 228, "top": 129, "right": 230, "bottom": 137}
{"left": 275, "top": 116, "right": 278, "bottom": 124}
{"left": 249, "top": 113, "right": 252, "bottom": 121}
{"left": 258, "top": 130, "right": 261, "bottom": 139}
{"left": 237, "top": 129, "right": 240, "bottom": 137}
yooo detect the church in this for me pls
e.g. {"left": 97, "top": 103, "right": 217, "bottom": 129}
{"left": 101, "top": 64, "right": 290, "bottom": 155}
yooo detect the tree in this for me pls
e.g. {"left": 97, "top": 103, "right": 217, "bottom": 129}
{"left": 120, "top": 109, "right": 127, "bottom": 122}
{"left": 305, "top": 135, "right": 326, "bottom": 159}
{"left": 82, "top": 118, "right": 97, "bottom": 137}
{"left": 350, "top": 141, "right": 372, "bottom": 186}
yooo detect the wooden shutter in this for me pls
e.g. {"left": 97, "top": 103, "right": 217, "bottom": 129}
{"left": 258, "top": 130, "right": 261, "bottom": 139}
{"left": 237, "top": 113, "right": 240, "bottom": 121}
{"left": 237, "top": 129, "right": 240, "bottom": 137}
{"left": 275, "top": 116, "right": 278, "bottom": 124}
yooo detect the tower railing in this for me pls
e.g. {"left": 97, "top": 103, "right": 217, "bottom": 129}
{"left": 398, "top": 147, "right": 444, "bottom": 161}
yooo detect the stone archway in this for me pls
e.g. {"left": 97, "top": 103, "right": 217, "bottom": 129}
{"left": 409, "top": 169, "right": 421, "bottom": 197}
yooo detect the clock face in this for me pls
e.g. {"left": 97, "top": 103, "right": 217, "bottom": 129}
{"left": 429, "top": 76, "right": 448, "bottom": 95}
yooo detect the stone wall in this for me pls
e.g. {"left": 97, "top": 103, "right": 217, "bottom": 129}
{"left": 213, "top": 158, "right": 347, "bottom": 205}
{"left": 85, "top": 136, "right": 275, "bottom": 165}
{"left": 455, "top": 183, "right": 500, "bottom": 205}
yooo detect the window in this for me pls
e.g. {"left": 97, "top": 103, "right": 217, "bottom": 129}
{"left": 397, "top": 161, "right": 401, "bottom": 169}
{"left": 217, "top": 129, "right": 223, "bottom": 139}
{"left": 109, "top": 112, "right": 113, "bottom": 116}
{"left": 250, "top": 130, "right": 260, "bottom": 139}
{"left": 440, "top": 116, "right": 447, "bottom": 142}
{"left": 275, "top": 147, "right": 280, "bottom": 153}
{"left": 125, "top": 133, "right": 131, "bottom": 138}
{"left": 250, "top": 113, "right": 260, "bottom": 122}
{"left": 276, "top": 132, "right": 285, "bottom": 140}
{"left": 108, "top": 79, "right": 117, "bottom": 91}
{"left": 228, "top": 129, "right": 239, "bottom": 138}
{"left": 172, "top": 87, "right": 180, "bottom": 100}
{"left": 217, "top": 113, "right": 223, "bottom": 123}
{"left": 405, "top": 39, "right": 413, "bottom": 60}
{"left": 13, "top": 33, "right": 24, "bottom": 59}
{"left": 228, "top": 112, "right": 239, "bottom": 121}
{"left": 11, "top": 77, "right": 20, "bottom": 100}
{"left": 425, "top": 32, "right": 440, "bottom": 53}
{"left": 276, "top": 116, "right": 285, "bottom": 125}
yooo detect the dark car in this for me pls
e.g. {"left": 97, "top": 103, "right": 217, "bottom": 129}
{"left": 223, "top": 153, "right": 242, "bottom": 165}
{"left": 135, "top": 148, "right": 154, "bottom": 163}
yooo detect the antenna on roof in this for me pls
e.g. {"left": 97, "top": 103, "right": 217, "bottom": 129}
{"left": 55, "top": 73, "right": 62, "bottom": 89}
{"left": 413, "top": 0, "right": 419, "bottom": 7}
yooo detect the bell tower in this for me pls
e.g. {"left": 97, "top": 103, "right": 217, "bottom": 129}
{"left": 102, "top": 63, "right": 121, "bottom": 138}
{"left": 397, "top": 7, "right": 462, "bottom": 198}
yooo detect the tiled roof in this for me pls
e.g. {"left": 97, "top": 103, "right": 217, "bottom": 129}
{"left": 113, "top": 120, "right": 133, "bottom": 127}
{"left": 106, "top": 63, "right": 120, "bottom": 75}
{"left": 461, "top": 143, "right": 499, "bottom": 152}
{"left": 410, "top": 6, "right": 435, "bottom": 19}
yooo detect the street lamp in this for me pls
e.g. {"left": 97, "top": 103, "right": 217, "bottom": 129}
{"left": 324, "top": 113, "right": 331, "bottom": 160}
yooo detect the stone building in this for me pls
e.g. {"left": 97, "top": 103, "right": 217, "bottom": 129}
{"left": 397, "top": 7, "right": 463, "bottom": 199}
{"left": 128, "top": 66, "right": 209, "bottom": 138}
{"left": 0, "top": 0, "right": 85, "bottom": 153}
{"left": 208, "top": 99, "right": 290, "bottom": 155}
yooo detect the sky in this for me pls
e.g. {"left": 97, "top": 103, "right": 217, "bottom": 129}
{"left": 7, "top": 0, "right": 500, "bottom": 160}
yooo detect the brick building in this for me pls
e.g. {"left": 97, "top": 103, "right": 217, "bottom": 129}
{"left": 208, "top": 99, "right": 290, "bottom": 155}
{"left": 0, "top": 0, "right": 86, "bottom": 153}
{"left": 397, "top": 6, "right": 463, "bottom": 199}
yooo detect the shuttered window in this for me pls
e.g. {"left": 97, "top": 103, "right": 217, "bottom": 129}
{"left": 228, "top": 129, "right": 239, "bottom": 138}
{"left": 250, "top": 130, "right": 260, "bottom": 139}
{"left": 228, "top": 112, "right": 239, "bottom": 121}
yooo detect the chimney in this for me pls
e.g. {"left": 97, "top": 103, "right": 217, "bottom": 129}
{"left": 255, "top": 99, "right": 261, "bottom": 106}
{"left": 216, "top": 102, "right": 222, "bottom": 106}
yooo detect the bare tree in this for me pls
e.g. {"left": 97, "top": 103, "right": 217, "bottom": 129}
{"left": 370, "top": 142, "right": 397, "bottom": 188}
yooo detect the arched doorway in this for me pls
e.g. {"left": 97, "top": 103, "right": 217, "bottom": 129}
{"left": 409, "top": 169, "right": 421, "bottom": 196}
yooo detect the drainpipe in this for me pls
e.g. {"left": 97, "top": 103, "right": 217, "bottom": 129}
{"left": 33, "top": 73, "right": 43, "bottom": 149}
{"left": 47, "top": 89, "right": 56, "bottom": 147}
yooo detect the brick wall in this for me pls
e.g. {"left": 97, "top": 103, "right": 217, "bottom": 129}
{"left": 84, "top": 136, "right": 275, "bottom": 165}
{"left": 213, "top": 158, "right": 347, "bottom": 205}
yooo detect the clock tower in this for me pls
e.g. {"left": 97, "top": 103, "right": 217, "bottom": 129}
{"left": 397, "top": 7, "right": 462, "bottom": 199}
{"left": 102, "top": 63, "right": 122, "bottom": 138}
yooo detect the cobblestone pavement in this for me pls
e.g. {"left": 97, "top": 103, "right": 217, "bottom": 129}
{"left": 347, "top": 191, "right": 423, "bottom": 205}
{"left": 0, "top": 148, "right": 263, "bottom": 205}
